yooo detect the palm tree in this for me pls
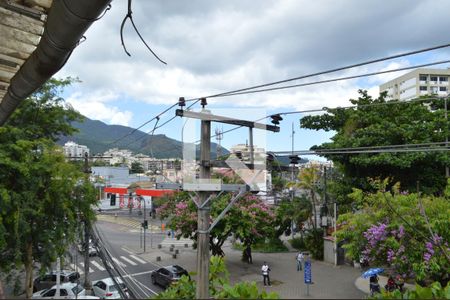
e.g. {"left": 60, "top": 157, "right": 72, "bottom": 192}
{"left": 287, "top": 166, "right": 321, "bottom": 229}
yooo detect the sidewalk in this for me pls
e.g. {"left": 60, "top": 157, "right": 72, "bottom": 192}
{"left": 101, "top": 213, "right": 421, "bottom": 298}
{"left": 128, "top": 237, "right": 365, "bottom": 299}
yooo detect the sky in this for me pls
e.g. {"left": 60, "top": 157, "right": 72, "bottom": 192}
{"left": 57, "top": 0, "right": 450, "bottom": 157}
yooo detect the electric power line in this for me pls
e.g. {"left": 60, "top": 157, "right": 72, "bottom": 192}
{"left": 273, "top": 141, "right": 449, "bottom": 156}
{"left": 200, "top": 42, "right": 450, "bottom": 99}
{"left": 123, "top": 99, "right": 201, "bottom": 150}
{"left": 206, "top": 96, "right": 448, "bottom": 141}
{"left": 109, "top": 42, "right": 450, "bottom": 151}
{"left": 213, "top": 60, "right": 450, "bottom": 98}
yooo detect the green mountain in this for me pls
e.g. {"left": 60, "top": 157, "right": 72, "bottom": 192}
{"left": 57, "top": 117, "right": 227, "bottom": 159}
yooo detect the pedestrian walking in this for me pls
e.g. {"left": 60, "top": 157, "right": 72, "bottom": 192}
{"left": 296, "top": 251, "right": 304, "bottom": 271}
{"left": 245, "top": 245, "right": 253, "bottom": 264}
{"left": 369, "top": 275, "right": 381, "bottom": 296}
{"left": 261, "top": 261, "right": 271, "bottom": 286}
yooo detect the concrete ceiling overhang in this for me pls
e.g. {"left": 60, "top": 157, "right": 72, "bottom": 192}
{"left": 0, "top": 0, "right": 112, "bottom": 126}
{"left": 0, "top": 0, "right": 51, "bottom": 107}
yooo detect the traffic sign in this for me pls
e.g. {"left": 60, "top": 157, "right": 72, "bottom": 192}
{"left": 304, "top": 261, "right": 312, "bottom": 284}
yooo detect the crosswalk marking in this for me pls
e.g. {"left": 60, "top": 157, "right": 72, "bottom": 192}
{"left": 91, "top": 260, "right": 106, "bottom": 271}
{"left": 96, "top": 215, "right": 161, "bottom": 231}
{"left": 160, "top": 238, "right": 193, "bottom": 246}
{"left": 120, "top": 256, "right": 137, "bottom": 266}
{"left": 70, "top": 263, "right": 83, "bottom": 275}
{"left": 121, "top": 247, "right": 134, "bottom": 255}
{"left": 129, "top": 255, "right": 147, "bottom": 264}
{"left": 78, "top": 262, "right": 95, "bottom": 273}
{"left": 112, "top": 257, "right": 127, "bottom": 268}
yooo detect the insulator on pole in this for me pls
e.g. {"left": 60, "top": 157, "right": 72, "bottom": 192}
{"left": 270, "top": 114, "right": 283, "bottom": 126}
{"left": 200, "top": 97, "right": 207, "bottom": 108}
{"left": 178, "top": 97, "right": 186, "bottom": 109}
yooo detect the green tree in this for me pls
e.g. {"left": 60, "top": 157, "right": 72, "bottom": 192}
{"left": 287, "top": 166, "right": 322, "bottom": 229}
{"left": 273, "top": 196, "right": 311, "bottom": 237}
{"left": 156, "top": 192, "right": 276, "bottom": 257}
{"left": 0, "top": 78, "right": 95, "bottom": 297}
{"left": 154, "top": 256, "right": 279, "bottom": 299}
{"left": 300, "top": 90, "right": 449, "bottom": 195}
{"left": 130, "top": 161, "right": 144, "bottom": 174}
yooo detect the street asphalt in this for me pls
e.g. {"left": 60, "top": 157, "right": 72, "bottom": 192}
{"left": 96, "top": 209, "right": 368, "bottom": 299}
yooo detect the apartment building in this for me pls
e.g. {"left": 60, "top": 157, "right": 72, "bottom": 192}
{"left": 230, "top": 143, "right": 266, "bottom": 164}
{"left": 379, "top": 68, "right": 450, "bottom": 101}
{"left": 63, "top": 141, "right": 89, "bottom": 158}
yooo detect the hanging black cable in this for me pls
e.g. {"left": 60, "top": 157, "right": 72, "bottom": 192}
{"left": 120, "top": 0, "right": 167, "bottom": 65}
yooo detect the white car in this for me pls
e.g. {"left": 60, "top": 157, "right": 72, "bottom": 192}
{"left": 92, "top": 277, "right": 128, "bottom": 299}
{"left": 32, "top": 282, "right": 85, "bottom": 299}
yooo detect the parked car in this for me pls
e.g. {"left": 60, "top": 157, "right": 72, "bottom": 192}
{"left": 31, "top": 282, "right": 85, "bottom": 299}
{"left": 78, "top": 241, "right": 98, "bottom": 256}
{"left": 92, "top": 277, "right": 129, "bottom": 299}
{"left": 33, "top": 270, "right": 80, "bottom": 293}
{"left": 151, "top": 265, "right": 189, "bottom": 289}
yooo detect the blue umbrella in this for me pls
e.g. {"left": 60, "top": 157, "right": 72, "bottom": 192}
{"left": 361, "top": 268, "right": 384, "bottom": 278}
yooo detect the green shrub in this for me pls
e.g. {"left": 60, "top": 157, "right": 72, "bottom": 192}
{"left": 304, "top": 229, "right": 324, "bottom": 260}
{"left": 154, "top": 256, "right": 279, "bottom": 299}
{"left": 289, "top": 237, "right": 306, "bottom": 251}
{"left": 233, "top": 238, "right": 288, "bottom": 253}
{"left": 370, "top": 281, "right": 450, "bottom": 299}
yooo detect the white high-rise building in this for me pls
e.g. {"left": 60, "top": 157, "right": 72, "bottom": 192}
{"left": 379, "top": 68, "right": 450, "bottom": 101}
{"left": 63, "top": 141, "right": 89, "bottom": 158}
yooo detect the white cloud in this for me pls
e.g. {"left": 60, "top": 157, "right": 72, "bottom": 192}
{"left": 56, "top": 0, "right": 450, "bottom": 129}
{"left": 67, "top": 91, "right": 133, "bottom": 126}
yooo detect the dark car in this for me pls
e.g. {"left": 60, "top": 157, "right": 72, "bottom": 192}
{"left": 151, "top": 265, "right": 189, "bottom": 288}
{"left": 33, "top": 270, "right": 80, "bottom": 292}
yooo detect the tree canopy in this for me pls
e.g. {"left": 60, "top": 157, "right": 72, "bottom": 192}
{"left": 300, "top": 90, "right": 449, "bottom": 194}
{"left": 336, "top": 179, "right": 450, "bottom": 286}
{"left": 0, "top": 77, "right": 95, "bottom": 297}
{"left": 156, "top": 191, "right": 276, "bottom": 257}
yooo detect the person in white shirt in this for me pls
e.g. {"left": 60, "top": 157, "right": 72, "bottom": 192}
{"left": 261, "top": 261, "right": 271, "bottom": 286}
{"left": 296, "top": 252, "right": 304, "bottom": 271}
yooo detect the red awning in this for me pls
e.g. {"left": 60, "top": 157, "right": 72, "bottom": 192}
{"left": 135, "top": 189, "right": 173, "bottom": 197}
{"left": 104, "top": 187, "right": 128, "bottom": 194}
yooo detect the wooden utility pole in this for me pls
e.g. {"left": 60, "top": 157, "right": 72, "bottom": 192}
{"left": 196, "top": 118, "right": 211, "bottom": 299}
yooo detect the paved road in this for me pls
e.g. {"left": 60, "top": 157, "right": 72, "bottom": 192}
{"left": 79, "top": 212, "right": 365, "bottom": 299}
{"left": 72, "top": 220, "right": 166, "bottom": 298}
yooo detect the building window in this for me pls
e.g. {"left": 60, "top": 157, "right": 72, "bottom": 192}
{"left": 440, "top": 86, "right": 447, "bottom": 92}
{"left": 439, "top": 76, "right": 448, "bottom": 82}
{"left": 430, "top": 86, "right": 438, "bottom": 93}
{"left": 419, "top": 75, "right": 427, "bottom": 81}
{"left": 419, "top": 86, "right": 427, "bottom": 91}
{"left": 430, "top": 76, "right": 438, "bottom": 82}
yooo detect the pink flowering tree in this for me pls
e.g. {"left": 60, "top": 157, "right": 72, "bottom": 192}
{"left": 156, "top": 191, "right": 276, "bottom": 257}
{"left": 336, "top": 180, "right": 450, "bottom": 285}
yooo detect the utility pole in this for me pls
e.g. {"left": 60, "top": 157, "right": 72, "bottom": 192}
{"left": 196, "top": 116, "right": 211, "bottom": 299}
{"left": 215, "top": 127, "right": 223, "bottom": 159}
{"left": 445, "top": 97, "right": 449, "bottom": 178}
{"left": 83, "top": 152, "right": 91, "bottom": 290}
{"left": 165, "top": 105, "right": 280, "bottom": 299}
{"left": 143, "top": 197, "right": 147, "bottom": 252}
{"left": 290, "top": 122, "right": 295, "bottom": 200}
{"left": 249, "top": 127, "right": 254, "bottom": 166}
